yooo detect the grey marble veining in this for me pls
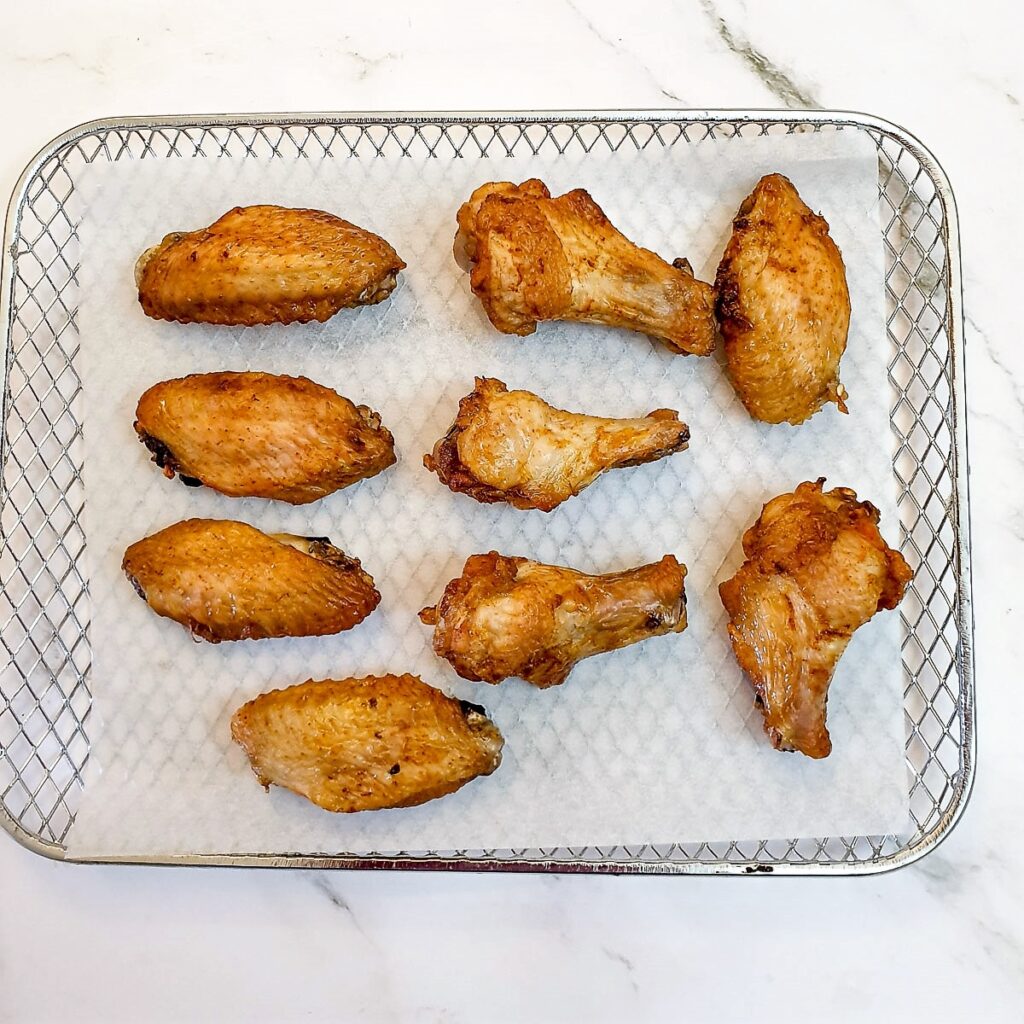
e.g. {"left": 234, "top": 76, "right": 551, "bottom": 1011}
{"left": 698, "top": 0, "right": 819, "bottom": 107}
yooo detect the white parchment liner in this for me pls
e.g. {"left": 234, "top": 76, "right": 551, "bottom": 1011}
{"left": 65, "top": 128, "right": 910, "bottom": 857}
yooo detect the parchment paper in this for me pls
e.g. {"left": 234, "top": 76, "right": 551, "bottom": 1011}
{"left": 65, "top": 128, "right": 911, "bottom": 857}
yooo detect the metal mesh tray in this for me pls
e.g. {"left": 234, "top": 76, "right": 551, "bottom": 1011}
{"left": 0, "top": 110, "right": 974, "bottom": 874}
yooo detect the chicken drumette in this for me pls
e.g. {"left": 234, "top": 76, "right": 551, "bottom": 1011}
{"left": 424, "top": 377, "right": 689, "bottom": 512}
{"left": 420, "top": 551, "right": 688, "bottom": 687}
{"left": 719, "top": 479, "right": 912, "bottom": 758}
{"left": 456, "top": 179, "right": 716, "bottom": 355}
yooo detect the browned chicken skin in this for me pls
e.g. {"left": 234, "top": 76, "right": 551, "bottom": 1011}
{"left": 136, "top": 205, "right": 405, "bottom": 326}
{"left": 123, "top": 519, "right": 380, "bottom": 642}
{"left": 134, "top": 372, "right": 396, "bottom": 504}
{"left": 424, "top": 377, "right": 689, "bottom": 512}
{"left": 231, "top": 675, "right": 503, "bottom": 812}
{"left": 719, "top": 480, "right": 912, "bottom": 758}
{"left": 715, "top": 174, "right": 851, "bottom": 424}
{"left": 420, "top": 552, "right": 688, "bottom": 687}
{"left": 456, "top": 179, "right": 716, "bottom": 355}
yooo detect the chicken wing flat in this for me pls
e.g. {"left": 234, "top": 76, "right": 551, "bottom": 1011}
{"left": 715, "top": 174, "right": 851, "bottom": 424}
{"left": 231, "top": 675, "right": 503, "bottom": 812}
{"left": 135, "top": 372, "right": 395, "bottom": 504}
{"left": 424, "top": 377, "right": 689, "bottom": 512}
{"left": 123, "top": 519, "right": 379, "bottom": 642}
{"left": 136, "top": 205, "right": 405, "bottom": 326}
{"left": 420, "top": 552, "right": 687, "bottom": 687}
{"left": 456, "top": 179, "right": 716, "bottom": 355}
{"left": 719, "top": 479, "right": 912, "bottom": 758}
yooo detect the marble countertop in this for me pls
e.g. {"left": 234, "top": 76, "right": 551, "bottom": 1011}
{"left": 1, "top": 1, "right": 1020, "bottom": 1021}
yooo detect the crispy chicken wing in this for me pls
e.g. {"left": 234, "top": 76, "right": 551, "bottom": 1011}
{"left": 123, "top": 519, "right": 380, "bottom": 642}
{"left": 135, "top": 372, "right": 395, "bottom": 504}
{"left": 424, "top": 377, "right": 689, "bottom": 512}
{"left": 136, "top": 205, "right": 405, "bottom": 326}
{"left": 719, "top": 479, "right": 912, "bottom": 758}
{"left": 715, "top": 174, "right": 851, "bottom": 424}
{"left": 456, "top": 179, "right": 716, "bottom": 354}
{"left": 231, "top": 675, "right": 503, "bottom": 812}
{"left": 420, "top": 552, "right": 687, "bottom": 687}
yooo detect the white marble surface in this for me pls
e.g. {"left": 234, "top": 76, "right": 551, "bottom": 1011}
{"left": 0, "top": 1, "right": 1020, "bottom": 1021}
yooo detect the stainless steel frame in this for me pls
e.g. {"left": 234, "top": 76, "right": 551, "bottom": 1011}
{"left": 0, "top": 110, "right": 974, "bottom": 874}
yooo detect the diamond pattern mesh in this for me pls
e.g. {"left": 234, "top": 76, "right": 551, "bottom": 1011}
{"left": 0, "top": 115, "right": 972, "bottom": 872}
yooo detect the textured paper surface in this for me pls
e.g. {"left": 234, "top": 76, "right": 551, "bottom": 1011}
{"left": 65, "top": 129, "right": 910, "bottom": 857}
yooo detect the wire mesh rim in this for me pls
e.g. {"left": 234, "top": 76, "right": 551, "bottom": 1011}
{"left": 0, "top": 109, "right": 974, "bottom": 874}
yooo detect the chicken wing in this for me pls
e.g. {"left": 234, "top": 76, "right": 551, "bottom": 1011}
{"left": 135, "top": 372, "right": 395, "bottom": 504}
{"left": 420, "top": 552, "right": 687, "bottom": 687}
{"left": 456, "top": 179, "right": 716, "bottom": 355}
{"left": 136, "top": 205, "right": 405, "bottom": 326}
{"left": 123, "top": 519, "right": 379, "bottom": 642}
{"left": 231, "top": 675, "right": 503, "bottom": 812}
{"left": 715, "top": 174, "right": 851, "bottom": 424}
{"left": 424, "top": 377, "right": 689, "bottom": 512}
{"left": 718, "top": 479, "right": 912, "bottom": 758}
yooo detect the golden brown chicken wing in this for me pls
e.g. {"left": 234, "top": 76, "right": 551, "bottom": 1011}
{"left": 231, "top": 675, "right": 503, "bottom": 812}
{"left": 715, "top": 174, "right": 851, "bottom": 424}
{"left": 135, "top": 372, "right": 395, "bottom": 504}
{"left": 456, "top": 179, "right": 716, "bottom": 355}
{"left": 420, "top": 552, "right": 687, "bottom": 687}
{"left": 136, "top": 205, "right": 405, "bottom": 326}
{"left": 719, "top": 479, "right": 911, "bottom": 758}
{"left": 424, "top": 377, "right": 689, "bottom": 512}
{"left": 123, "top": 519, "right": 379, "bottom": 642}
